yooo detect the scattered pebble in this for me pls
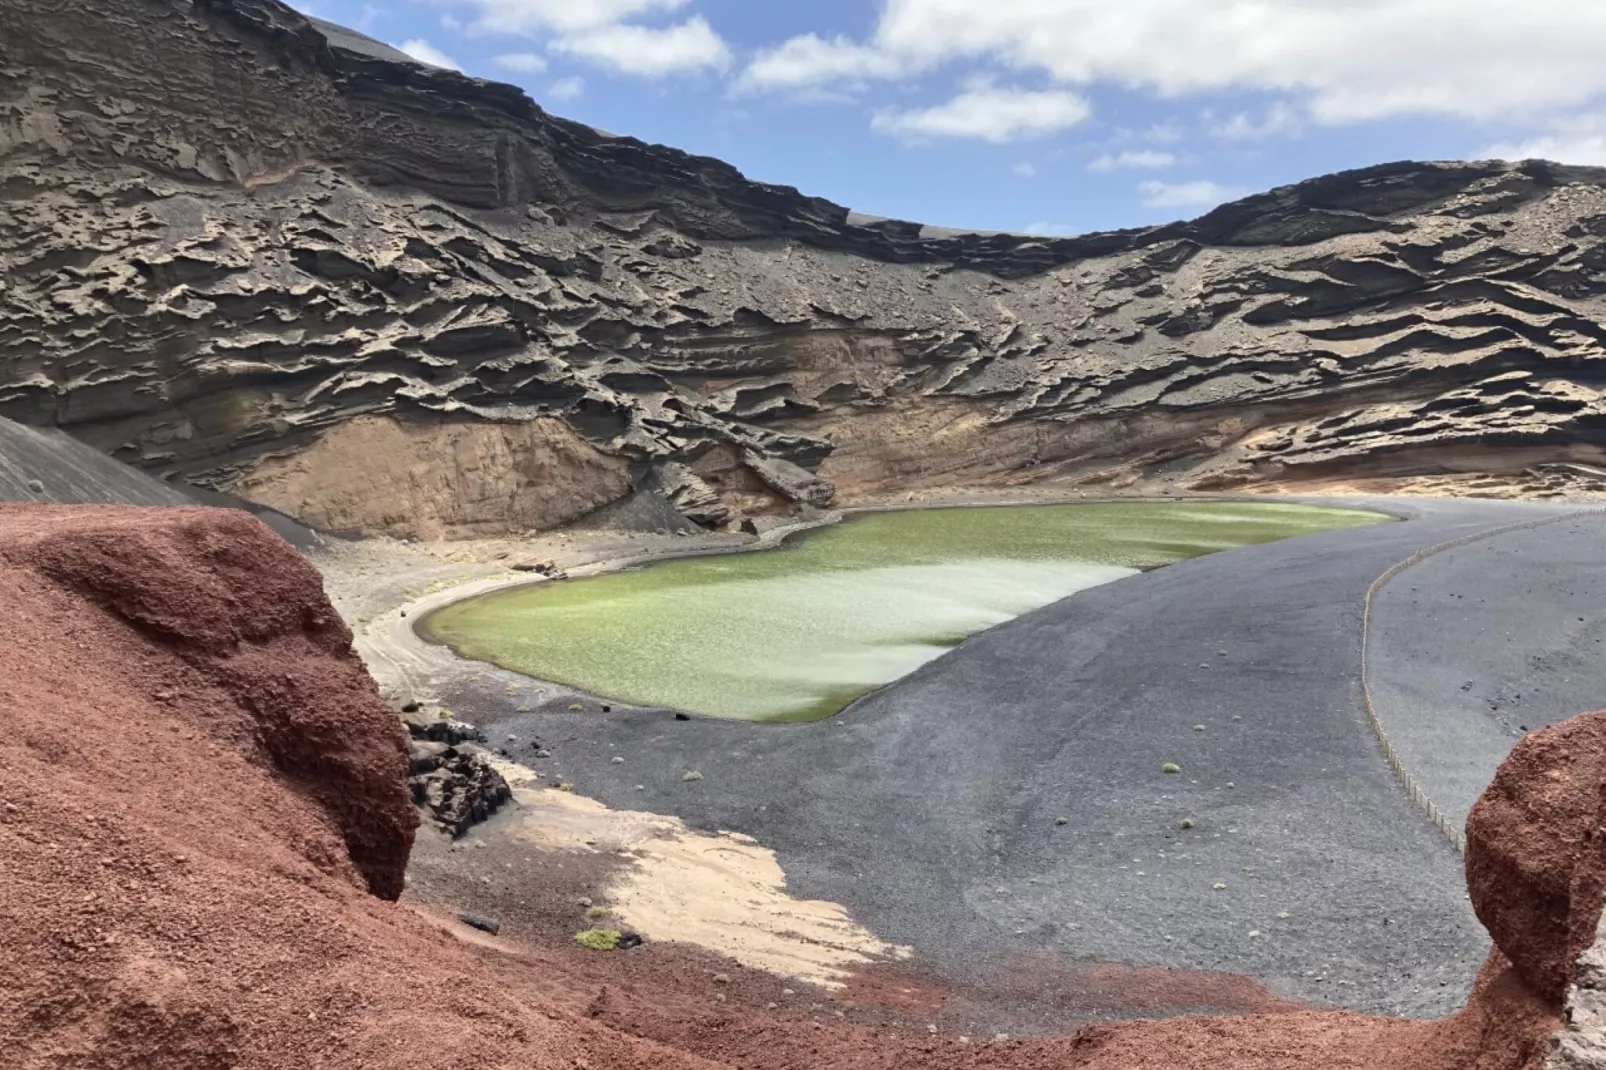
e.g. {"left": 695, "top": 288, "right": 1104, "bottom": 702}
{"left": 1162, "top": 763, "right": 1181, "bottom": 774}
{"left": 1055, "top": 816, "right": 1069, "bottom": 826}
{"left": 1213, "top": 882, "right": 1227, "bottom": 890}
{"left": 611, "top": 756, "right": 625, "bottom": 764}
{"left": 1179, "top": 818, "right": 1196, "bottom": 829}
{"left": 682, "top": 770, "right": 704, "bottom": 782}
{"left": 713, "top": 973, "right": 730, "bottom": 984}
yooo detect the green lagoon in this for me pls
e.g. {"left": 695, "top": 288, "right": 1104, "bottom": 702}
{"left": 420, "top": 502, "right": 1386, "bottom": 722}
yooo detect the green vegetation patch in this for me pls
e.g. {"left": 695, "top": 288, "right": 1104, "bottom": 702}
{"left": 574, "top": 928, "right": 622, "bottom": 951}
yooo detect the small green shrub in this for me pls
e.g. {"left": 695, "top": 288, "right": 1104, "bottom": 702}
{"left": 575, "top": 928, "right": 622, "bottom": 951}
{"left": 585, "top": 904, "right": 610, "bottom": 919}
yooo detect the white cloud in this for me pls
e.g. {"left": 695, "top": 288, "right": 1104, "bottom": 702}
{"left": 430, "top": 0, "right": 733, "bottom": 80}
{"left": 740, "top": 1, "right": 1606, "bottom": 125}
{"left": 1209, "top": 102, "right": 1302, "bottom": 140}
{"left": 551, "top": 16, "right": 731, "bottom": 77}
{"left": 547, "top": 76, "right": 585, "bottom": 101}
{"left": 397, "top": 38, "right": 460, "bottom": 70}
{"left": 494, "top": 52, "right": 548, "bottom": 73}
{"left": 433, "top": 0, "right": 689, "bottom": 36}
{"left": 1012, "top": 161, "right": 1037, "bottom": 178}
{"left": 1138, "top": 179, "right": 1239, "bottom": 209}
{"left": 1022, "top": 221, "right": 1080, "bottom": 236}
{"left": 1143, "top": 120, "right": 1185, "bottom": 144}
{"left": 1485, "top": 113, "right": 1606, "bottom": 166}
{"left": 872, "top": 83, "right": 1091, "bottom": 143}
{"left": 738, "top": 34, "right": 910, "bottom": 93}
{"left": 1088, "top": 149, "right": 1176, "bottom": 172}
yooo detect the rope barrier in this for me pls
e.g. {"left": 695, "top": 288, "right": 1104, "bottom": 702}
{"left": 1358, "top": 507, "right": 1605, "bottom": 856}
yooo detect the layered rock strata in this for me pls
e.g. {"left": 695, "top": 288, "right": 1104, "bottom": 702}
{"left": 7, "top": 0, "right": 1606, "bottom": 537}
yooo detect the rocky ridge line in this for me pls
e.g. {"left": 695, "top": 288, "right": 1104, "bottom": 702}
{"left": 6, "top": 0, "right": 1606, "bottom": 537}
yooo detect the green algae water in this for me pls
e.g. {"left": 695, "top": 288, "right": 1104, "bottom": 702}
{"left": 421, "top": 502, "right": 1385, "bottom": 722}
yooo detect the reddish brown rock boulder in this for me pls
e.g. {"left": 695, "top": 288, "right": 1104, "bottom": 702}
{"left": 1465, "top": 712, "right": 1606, "bottom": 1005}
{"left": 4, "top": 504, "right": 418, "bottom": 898}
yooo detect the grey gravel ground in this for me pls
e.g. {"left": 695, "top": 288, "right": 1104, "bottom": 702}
{"left": 423, "top": 497, "right": 1596, "bottom": 1022}
{"left": 1369, "top": 508, "right": 1606, "bottom": 831}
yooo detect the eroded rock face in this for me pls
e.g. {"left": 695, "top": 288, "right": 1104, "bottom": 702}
{"left": 9, "top": 0, "right": 1606, "bottom": 536}
{"left": 1549, "top": 913, "right": 1606, "bottom": 1068}
{"left": 230, "top": 414, "right": 632, "bottom": 539}
{"left": 1466, "top": 713, "right": 1606, "bottom": 1006}
{"left": 0, "top": 504, "right": 417, "bottom": 898}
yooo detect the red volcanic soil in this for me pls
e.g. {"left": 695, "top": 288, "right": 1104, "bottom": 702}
{"left": 0, "top": 504, "right": 1575, "bottom": 1069}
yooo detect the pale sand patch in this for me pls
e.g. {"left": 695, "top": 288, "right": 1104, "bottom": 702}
{"left": 493, "top": 760, "right": 910, "bottom": 987}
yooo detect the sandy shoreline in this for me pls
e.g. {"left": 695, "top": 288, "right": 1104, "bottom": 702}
{"left": 310, "top": 489, "right": 1604, "bottom": 1024}
{"left": 313, "top": 489, "right": 1382, "bottom": 1005}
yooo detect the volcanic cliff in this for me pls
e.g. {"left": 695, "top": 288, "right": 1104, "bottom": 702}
{"left": 7, "top": 0, "right": 1606, "bottom": 537}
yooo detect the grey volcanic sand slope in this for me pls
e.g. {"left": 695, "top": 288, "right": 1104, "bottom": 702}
{"left": 0, "top": 417, "right": 194, "bottom": 506}
{"left": 451, "top": 499, "right": 1589, "bottom": 1020}
{"left": 0, "top": 416, "right": 321, "bottom": 547}
{"left": 1369, "top": 509, "right": 1606, "bottom": 830}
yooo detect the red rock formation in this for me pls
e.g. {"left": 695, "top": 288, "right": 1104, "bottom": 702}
{"left": 12, "top": 505, "right": 418, "bottom": 897}
{"left": 1466, "top": 713, "right": 1606, "bottom": 1004}
{"left": 0, "top": 505, "right": 703, "bottom": 1068}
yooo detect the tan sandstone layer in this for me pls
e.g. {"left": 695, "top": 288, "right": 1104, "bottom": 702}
{"left": 231, "top": 414, "right": 632, "bottom": 539}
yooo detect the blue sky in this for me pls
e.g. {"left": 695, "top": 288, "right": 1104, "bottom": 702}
{"left": 290, "top": 0, "right": 1606, "bottom": 236}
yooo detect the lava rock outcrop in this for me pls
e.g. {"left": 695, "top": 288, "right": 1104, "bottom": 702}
{"left": 401, "top": 709, "right": 513, "bottom": 837}
{"left": 7, "top": 0, "right": 1606, "bottom": 537}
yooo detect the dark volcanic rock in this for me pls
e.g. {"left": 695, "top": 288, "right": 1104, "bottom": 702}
{"left": 401, "top": 714, "right": 511, "bottom": 836}
{"left": 7, "top": 0, "right": 1606, "bottom": 535}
